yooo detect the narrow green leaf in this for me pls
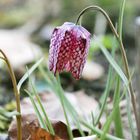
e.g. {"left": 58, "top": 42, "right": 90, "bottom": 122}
{"left": 0, "top": 107, "right": 20, "bottom": 118}
{"left": 94, "top": 37, "right": 128, "bottom": 87}
{"left": 25, "top": 89, "right": 47, "bottom": 129}
{"left": 125, "top": 92, "right": 136, "bottom": 140}
{"left": 118, "top": 0, "right": 126, "bottom": 40}
{"left": 39, "top": 60, "right": 126, "bottom": 140}
{"left": 113, "top": 76, "right": 123, "bottom": 138}
{"left": 100, "top": 88, "right": 126, "bottom": 140}
{"left": 27, "top": 73, "right": 55, "bottom": 135}
{"left": 0, "top": 114, "right": 9, "bottom": 121}
{"left": 81, "top": 120, "right": 125, "bottom": 140}
{"left": 95, "top": 65, "right": 113, "bottom": 125}
{"left": 38, "top": 65, "right": 74, "bottom": 139}
{"left": 39, "top": 65, "right": 84, "bottom": 136}
{"left": 17, "top": 57, "right": 44, "bottom": 92}
{"left": 118, "top": 0, "right": 136, "bottom": 139}
{"left": 55, "top": 74, "right": 73, "bottom": 140}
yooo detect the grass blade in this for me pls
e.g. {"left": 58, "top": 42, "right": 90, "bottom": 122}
{"left": 17, "top": 57, "right": 44, "bottom": 92}
{"left": 0, "top": 107, "right": 20, "bottom": 118}
{"left": 100, "top": 87, "right": 126, "bottom": 140}
{"left": 38, "top": 61, "right": 125, "bottom": 140}
{"left": 95, "top": 65, "right": 113, "bottom": 125}
{"left": 39, "top": 64, "right": 84, "bottom": 135}
{"left": 125, "top": 91, "right": 136, "bottom": 140}
{"left": 55, "top": 74, "right": 73, "bottom": 140}
{"left": 81, "top": 121, "right": 125, "bottom": 140}
{"left": 118, "top": 0, "right": 136, "bottom": 139}
{"left": 113, "top": 76, "right": 123, "bottom": 138}
{"left": 94, "top": 36, "right": 128, "bottom": 87}
{"left": 27, "top": 73, "right": 55, "bottom": 135}
{"left": 118, "top": 0, "right": 126, "bottom": 39}
{"left": 24, "top": 89, "right": 47, "bottom": 129}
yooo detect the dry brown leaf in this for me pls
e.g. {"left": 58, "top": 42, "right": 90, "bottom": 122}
{"left": 8, "top": 114, "right": 37, "bottom": 140}
{"left": 8, "top": 114, "right": 69, "bottom": 140}
{"left": 27, "top": 121, "right": 62, "bottom": 140}
{"left": 52, "top": 121, "right": 69, "bottom": 140}
{"left": 9, "top": 90, "right": 99, "bottom": 140}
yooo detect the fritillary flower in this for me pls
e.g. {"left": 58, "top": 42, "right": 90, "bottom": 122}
{"left": 49, "top": 22, "right": 91, "bottom": 79}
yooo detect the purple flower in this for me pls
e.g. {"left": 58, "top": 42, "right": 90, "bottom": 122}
{"left": 49, "top": 22, "right": 91, "bottom": 79}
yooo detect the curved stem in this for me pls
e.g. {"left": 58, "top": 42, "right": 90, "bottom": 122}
{"left": 76, "top": 5, "right": 139, "bottom": 137}
{"left": 0, "top": 50, "right": 22, "bottom": 140}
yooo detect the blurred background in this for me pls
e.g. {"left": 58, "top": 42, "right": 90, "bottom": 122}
{"left": 0, "top": 0, "right": 140, "bottom": 137}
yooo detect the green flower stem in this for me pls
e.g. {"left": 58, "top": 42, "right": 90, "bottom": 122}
{"left": 56, "top": 74, "right": 73, "bottom": 140}
{"left": 0, "top": 49, "right": 22, "bottom": 140}
{"left": 76, "top": 5, "right": 139, "bottom": 137}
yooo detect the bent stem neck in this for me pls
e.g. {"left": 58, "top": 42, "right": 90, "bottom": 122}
{"left": 76, "top": 5, "right": 139, "bottom": 138}
{"left": 0, "top": 50, "right": 22, "bottom": 140}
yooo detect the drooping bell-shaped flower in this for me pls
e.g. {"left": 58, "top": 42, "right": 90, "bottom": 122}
{"left": 49, "top": 22, "right": 91, "bottom": 79}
